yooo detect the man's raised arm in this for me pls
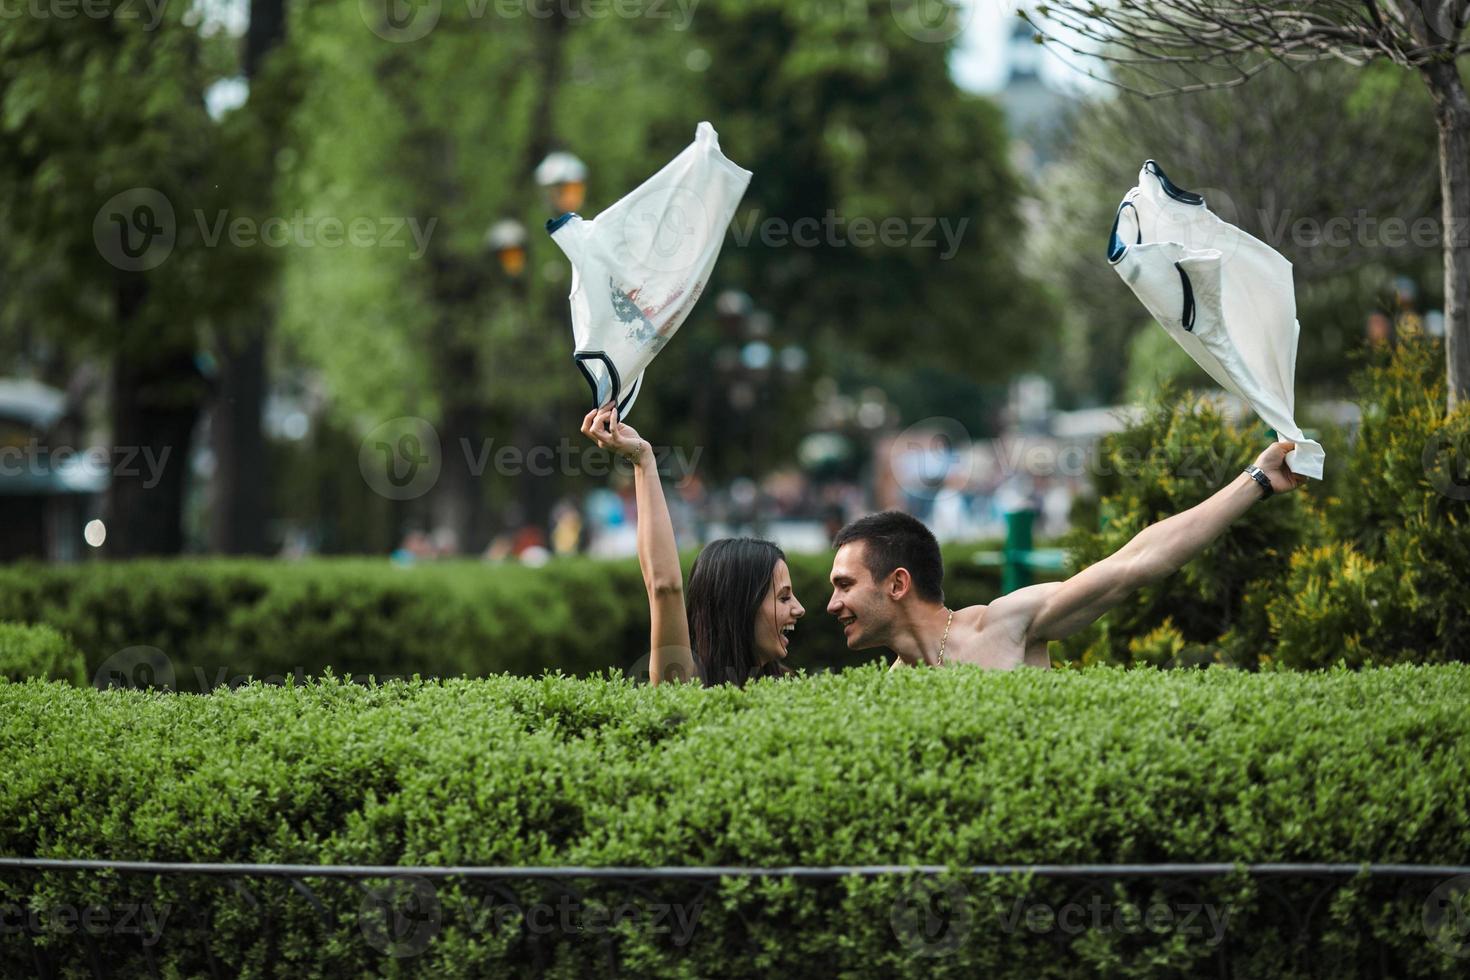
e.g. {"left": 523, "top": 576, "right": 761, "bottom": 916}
{"left": 990, "top": 441, "right": 1307, "bottom": 645}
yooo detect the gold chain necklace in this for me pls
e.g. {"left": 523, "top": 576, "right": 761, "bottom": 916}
{"left": 936, "top": 608, "right": 953, "bottom": 667}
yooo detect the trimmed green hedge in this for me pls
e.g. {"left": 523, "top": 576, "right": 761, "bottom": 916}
{"left": 0, "top": 622, "right": 84, "bottom": 685}
{"left": 4, "top": 665, "right": 1469, "bottom": 977}
{"left": 0, "top": 543, "right": 1027, "bottom": 687}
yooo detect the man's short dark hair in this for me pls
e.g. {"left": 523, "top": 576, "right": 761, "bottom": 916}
{"left": 832, "top": 511, "right": 944, "bottom": 605}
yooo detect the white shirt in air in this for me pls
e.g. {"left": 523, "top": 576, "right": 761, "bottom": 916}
{"left": 547, "top": 121, "right": 752, "bottom": 418}
{"left": 1109, "top": 160, "right": 1325, "bottom": 479}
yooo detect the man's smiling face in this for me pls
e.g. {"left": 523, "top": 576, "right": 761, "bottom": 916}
{"left": 827, "top": 541, "right": 894, "bottom": 651}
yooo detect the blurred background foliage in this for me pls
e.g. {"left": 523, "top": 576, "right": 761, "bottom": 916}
{"left": 0, "top": 0, "right": 1457, "bottom": 566}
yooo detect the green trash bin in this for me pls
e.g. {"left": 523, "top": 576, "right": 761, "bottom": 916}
{"left": 1002, "top": 509, "right": 1036, "bottom": 595}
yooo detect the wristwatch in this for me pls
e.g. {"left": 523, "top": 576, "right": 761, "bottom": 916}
{"left": 1243, "top": 464, "right": 1273, "bottom": 500}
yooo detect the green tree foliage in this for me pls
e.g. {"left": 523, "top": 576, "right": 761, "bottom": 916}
{"left": 661, "top": 0, "right": 1052, "bottom": 466}
{"left": 1030, "top": 61, "right": 1442, "bottom": 408}
{"left": 0, "top": 3, "right": 286, "bottom": 553}
{"left": 277, "top": 0, "right": 1050, "bottom": 511}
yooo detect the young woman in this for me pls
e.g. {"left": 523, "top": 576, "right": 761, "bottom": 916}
{"left": 580, "top": 404, "right": 804, "bottom": 686}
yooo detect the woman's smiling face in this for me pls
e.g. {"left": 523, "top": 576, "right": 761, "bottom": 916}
{"left": 752, "top": 559, "right": 804, "bottom": 664}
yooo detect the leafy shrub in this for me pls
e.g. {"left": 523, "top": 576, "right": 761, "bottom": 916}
{"left": 1062, "top": 338, "right": 1470, "bottom": 668}
{"left": 0, "top": 622, "right": 84, "bottom": 685}
{"left": 2, "top": 665, "right": 1468, "bottom": 977}
{"left": 0, "top": 543, "right": 1028, "bottom": 686}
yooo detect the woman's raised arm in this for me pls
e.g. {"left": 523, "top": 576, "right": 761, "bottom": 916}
{"left": 581, "top": 406, "right": 695, "bottom": 684}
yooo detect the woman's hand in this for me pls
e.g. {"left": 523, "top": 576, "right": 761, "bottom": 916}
{"left": 580, "top": 404, "right": 650, "bottom": 463}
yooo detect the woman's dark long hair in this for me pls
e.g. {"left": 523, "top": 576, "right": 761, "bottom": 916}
{"left": 686, "top": 537, "right": 792, "bottom": 687}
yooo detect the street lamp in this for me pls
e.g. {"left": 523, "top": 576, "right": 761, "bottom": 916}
{"left": 534, "top": 151, "right": 588, "bottom": 214}
{"left": 484, "top": 219, "right": 528, "bottom": 278}
{"left": 715, "top": 288, "right": 753, "bottom": 323}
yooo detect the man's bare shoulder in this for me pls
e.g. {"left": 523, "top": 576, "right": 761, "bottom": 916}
{"left": 951, "top": 600, "right": 1052, "bottom": 670}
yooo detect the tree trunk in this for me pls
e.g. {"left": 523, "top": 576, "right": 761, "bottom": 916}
{"left": 510, "top": 8, "right": 570, "bottom": 540}
{"left": 106, "top": 280, "right": 207, "bottom": 557}
{"left": 211, "top": 0, "right": 287, "bottom": 554}
{"left": 1421, "top": 58, "right": 1470, "bottom": 410}
{"left": 210, "top": 328, "right": 270, "bottom": 553}
{"left": 432, "top": 345, "right": 488, "bottom": 554}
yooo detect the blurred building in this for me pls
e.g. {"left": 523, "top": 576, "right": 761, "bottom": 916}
{"left": 0, "top": 379, "right": 107, "bottom": 561}
{"left": 995, "top": 18, "right": 1071, "bottom": 167}
{"left": 951, "top": 7, "right": 1075, "bottom": 168}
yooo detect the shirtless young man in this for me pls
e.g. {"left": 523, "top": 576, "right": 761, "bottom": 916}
{"left": 826, "top": 441, "right": 1308, "bottom": 670}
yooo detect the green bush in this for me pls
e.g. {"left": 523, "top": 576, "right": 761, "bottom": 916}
{"left": 0, "top": 622, "right": 84, "bottom": 685}
{"left": 2, "top": 665, "right": 1468, "bottom": 977}
{"left": 1062, "top": 338, "right": 1470, "bottom": 668}
{"left": 0, "top": 543, "right": 1025, "bottom": 686}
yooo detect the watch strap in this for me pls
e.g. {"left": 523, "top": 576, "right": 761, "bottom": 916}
{"left": 1244, "top": 464, "right": 1273, "bottom": 499}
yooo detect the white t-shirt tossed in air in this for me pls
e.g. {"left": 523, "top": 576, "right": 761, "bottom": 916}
{"left": 547, "top": 121, "right": 753, "bottom": 418}
{"left": 1108, "top": 160, "right": 1325, "bottom": 479}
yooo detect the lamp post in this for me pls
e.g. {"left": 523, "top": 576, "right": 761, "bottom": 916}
{"left": 484, "top": 219, "right": 527, "bottom": 278}
{"left": 534, "top": 151, "right": 588, "bottom": 215}
{"left": 511, "top": 154, "right": 587, "bottom": 541}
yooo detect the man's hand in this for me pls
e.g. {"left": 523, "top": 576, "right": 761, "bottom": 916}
{"left": 1253, "top": 441, "right": 1308, "bottom": 494}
